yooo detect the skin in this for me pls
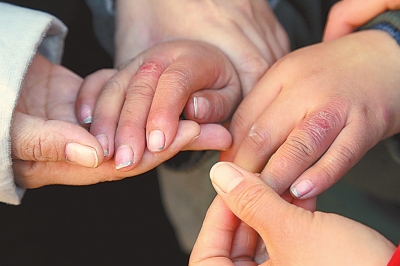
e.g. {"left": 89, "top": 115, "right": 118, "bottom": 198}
{"left": 189, "top": 162, "right": 396, "bottom": 265}
{"left": 108, "top": 0, "right": 289, "bottom": 162}
{"left": 189, "top": 162, "right": 396, "bottom": 266}
{"left": 13, "top": 53, "right": 221, "bottom": 188}
{"left": 220, "top": 30, "right": 400, "bottom": 208}
{"left": 76, "top": 40, "right": 240, "bottom": 171}
{"left": 115, "top": 0, "right": 289, "bottom": 95}
{"left": 324, "top": 0, "right": 400, "bottom": 41}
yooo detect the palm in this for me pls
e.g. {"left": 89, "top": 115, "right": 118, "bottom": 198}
{"left": 16, "top": 54, "right": 81, "bottom": 124}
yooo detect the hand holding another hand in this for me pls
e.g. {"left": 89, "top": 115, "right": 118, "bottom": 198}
{"left": 12, "top": 53, "right": 202, "bottom": 188}
{"left": 189, "top": 162, "right": 396, "bottom": 265}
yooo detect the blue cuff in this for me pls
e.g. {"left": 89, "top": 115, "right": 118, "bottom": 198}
{"left": 368, "top": 22, "right": 400, "bottom": 45}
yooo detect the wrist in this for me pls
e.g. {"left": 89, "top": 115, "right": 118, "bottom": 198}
{"left": 359, "top": 11, "right": 400, "bottom": 46}
{"left": 115, "top": 0, "right": 157, "bottom": 66}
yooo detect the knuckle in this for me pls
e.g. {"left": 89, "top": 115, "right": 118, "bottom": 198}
{"left": 284, "top": 107, "right": 345, "bottom": 163}
{"left": 244, "top": 123, "right": 271, "bottom": 155}
{"left": 160, "top": 67, "right": 193, "bottom": 95}
{"left": 239, "top": 56, "right": 269, "bottom": 80}
{"left": 126, "top": 84, "right": 155, "bottom": 102}
{"left": 285, "top": 134, "right": 316, "bottom": 160}
{"left": 103, "top": 79, "right": 125, "bottom": 95}
{"left": 323, "top": 144, "right": 356, "bottom": 182}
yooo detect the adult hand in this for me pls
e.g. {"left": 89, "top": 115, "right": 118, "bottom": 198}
{"left": 189, "top": 162, "right": 396, "bottom": 265}
{"left": 76, "top": 40, "right": 239, "bottom": 171}
{"left": 220, "top": 30, "right": 400, "bottom": 205}
{"left": 12, "top": 53, "right": 202, "bottom": 188}
{"left": 115, "top": 0, "right": 289, "bottom": 96}
{"left": 324, "top": 0, "right": 400, "bottom": 41}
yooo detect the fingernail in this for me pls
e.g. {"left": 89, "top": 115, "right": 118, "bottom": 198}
{"left": 80, "top": 104, "right": 92, "bottom": 124}
{"left": 95, "top": 134, "right": 109, "bottom": 157}
{"left": 291, "top": 179, "right": 314, "bottom": 198}
{"left": 115, "top": 145, "right": 134, "bottom": 170}
{"left": 66, "top": 143, "right": 99, "bottom": 168}
{"left": 193, "top": 96, "right": 209, "bottom": 120}
{"left": 148, "top": 130, "right": 165, "bottom": 152}
{"left": 210, "top": 162, "right": 244, "bottom": 193}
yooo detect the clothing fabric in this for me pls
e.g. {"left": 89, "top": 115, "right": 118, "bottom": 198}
{"left": 0, "top": 2, "right": 67, "bottom": 205}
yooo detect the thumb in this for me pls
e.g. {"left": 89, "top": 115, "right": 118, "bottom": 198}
{"left": 11, "top": 112, "right": 103, "bottom": 168}
{"left": 209, "top": 162, "right": 294, "bottom": 237}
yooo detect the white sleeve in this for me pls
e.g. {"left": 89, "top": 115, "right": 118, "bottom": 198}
{"left": 0, "top": 3, "right": 67, "bottom": 205}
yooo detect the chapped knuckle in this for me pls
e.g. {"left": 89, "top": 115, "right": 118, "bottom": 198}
{"left": 234, "top": 183, "right": 267, "bottom": 221}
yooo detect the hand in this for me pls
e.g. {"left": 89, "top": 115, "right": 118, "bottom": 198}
{"left": 76, "top": 40, "right": 240, "bottom": 171}
{"left": 324, "top": 0, "right": 400, "bottom": 41}
{"left": 189, "top": 162, "right": 396, "bottom": 265}
{"left": 220, "top": 30, "right": 400, "bottom": 205}
{"left": 13, "top": 53, "right": 202, "bottom": 188}
{"left": 115, "top": 0, "right": 289, "bottom": 96}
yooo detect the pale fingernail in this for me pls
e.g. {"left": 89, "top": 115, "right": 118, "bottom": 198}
{"left": 66, "top": 143, "right": 99, "bottom": 168}
{"left": 210, "top": 162, "right": 244, "bottom": 193}
{"left": 115, "top": 145, "right": 134, "bottom": 170}
{"left": 80, "top": 104, "right": 92, "bottom": 124}
{"left": 291, "top": 179, "right": 314, "bottom": 198}
{"left": 148, "top": 130, "right": 165, "bottom": 152}
{"left": 193, "top": 96, "right": 209, "bottom": 120}
{"left": 95, "top": 134, "right": 109, "bottom": 157}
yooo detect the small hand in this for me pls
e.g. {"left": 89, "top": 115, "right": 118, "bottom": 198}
{"left": 221, "top": 30, "right": 400, "bottom": 205}
{"left": 76, "top": 40, "right": 240, "bottom": 171}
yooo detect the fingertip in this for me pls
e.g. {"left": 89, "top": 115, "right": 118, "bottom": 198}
{"left": 79, "top": 104, "right": 93, "bottom": 125}
{"left": 210, "top": 162, "right": 245, "bottom": 193}
{"left": 290, "top": 179, "right": 315, "bottom": 199}
{"left": 65, "top": 142, "right": 100, "bottom": 168}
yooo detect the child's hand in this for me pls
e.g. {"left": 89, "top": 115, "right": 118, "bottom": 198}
{"left": 221, "top": 30, "right": 400, "bottom": 208}
{"left": 76, "top": 40, "right": 240, "bottom": 171}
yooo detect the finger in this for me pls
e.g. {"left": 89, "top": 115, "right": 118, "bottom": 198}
{"left": 251, "top": 0, "right": 290, "bottom": 59}
{"left": 183, "top": 86, "right": 241, "bottom": 124}
{"left": 146, "top": 42, "right": 238, "bottom": 153}
{"left": 189, "top": 196, "right": 240, "bottom": 266}
{"left": 290, "top": 123, "right": 375, "bottom": 199}
{"left": 13, "top": 120, "right": 200, "bottom": 188}
{"left": 11, "top": 112, "right": 103, "bottom": 168}
{"left": 209, "top": 162, "right": 301, "bottom": 243}
{"left": 88, "top": 66, "right": 140, "bottom": 161}
{"left": 323, "top": 0, "right": 400, "bottom": 41}
{"left": 260, "top": 105, "right": 347, "bottom": 194}
{"left": 219, "top": 72, "right": 282, "bottom": 164}
{"left": 75, "top": 69, "right": 117, "bottom": 126}
{"left": 182, "top": 124, "right": 232, "bottom": 151}
{"left": 113, "top": 60, "right": 165, "bottom": 171}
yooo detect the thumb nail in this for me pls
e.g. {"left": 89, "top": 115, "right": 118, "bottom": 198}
{"left": 210, "top": 162, "right": 244, "bottom": 193}
{"left": 66, "top": 143, "right": 99, "bottom": 168}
